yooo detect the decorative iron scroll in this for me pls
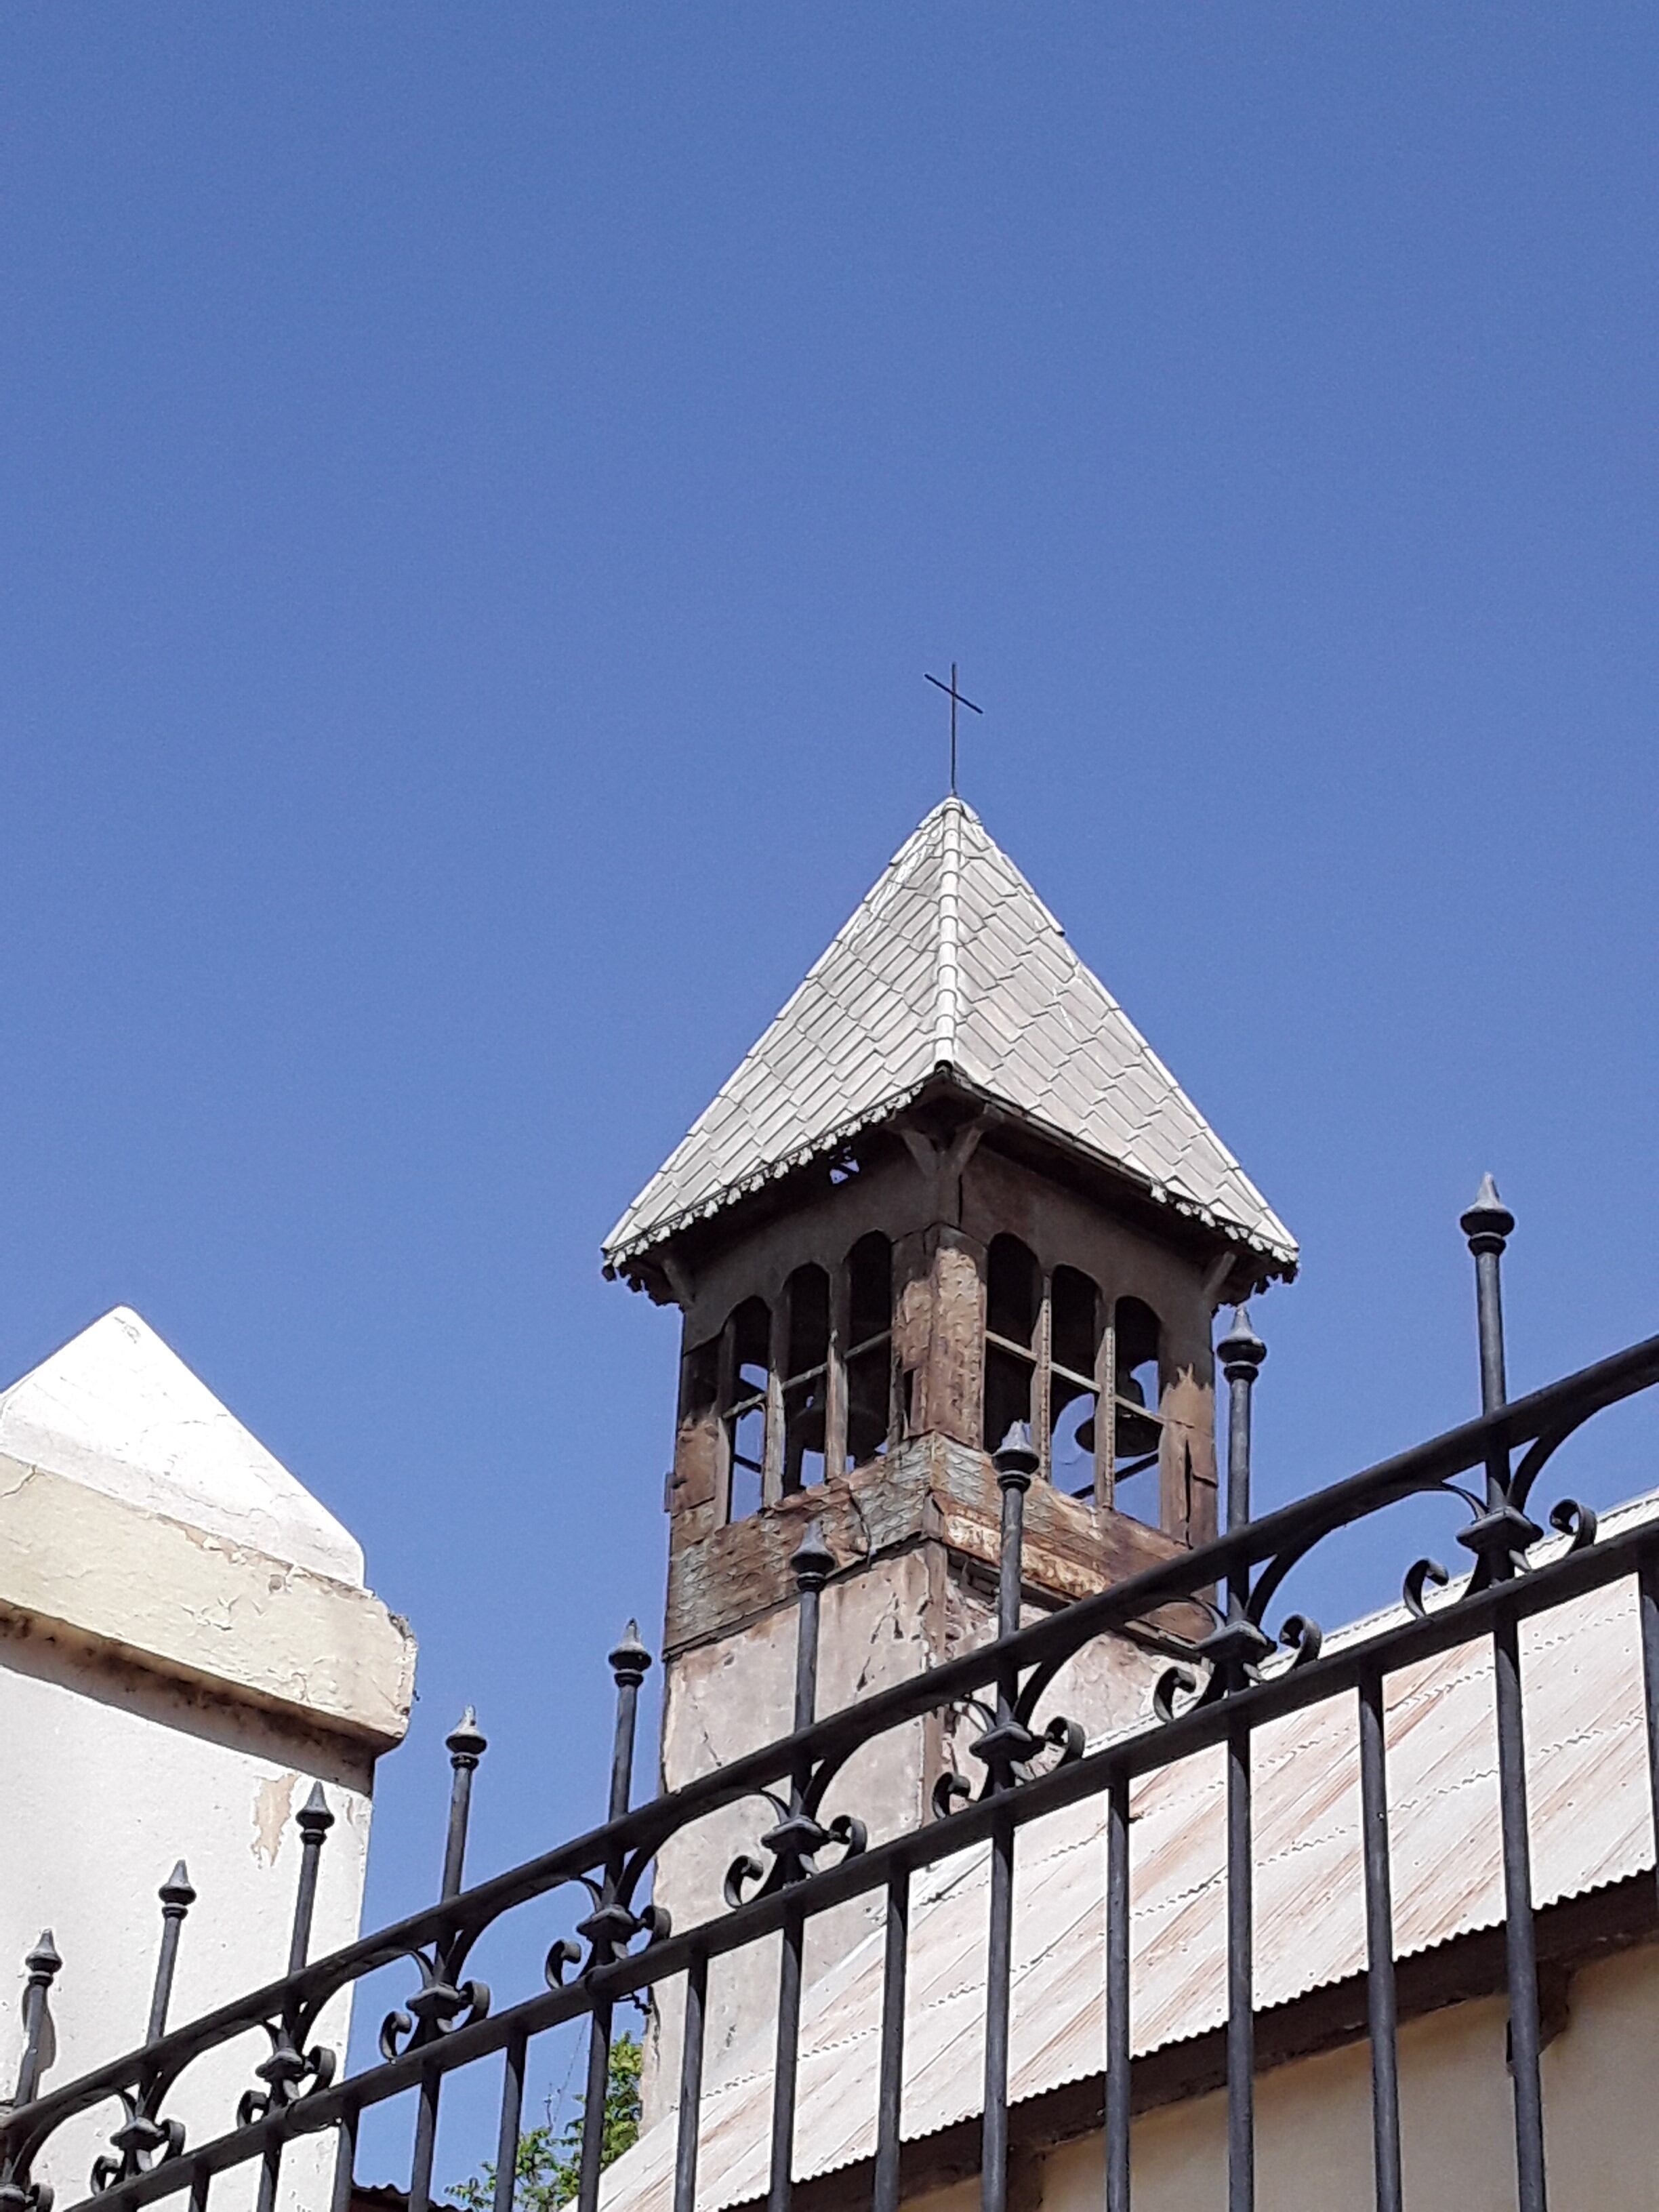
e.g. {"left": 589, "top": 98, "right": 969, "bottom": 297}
{"left": 724, "top": 1526, "right": 869, "bottom": 1908}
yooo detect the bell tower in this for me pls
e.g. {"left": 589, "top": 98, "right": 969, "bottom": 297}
{"left": 604, "top": 798, "right": 1296, "bottom": 2105}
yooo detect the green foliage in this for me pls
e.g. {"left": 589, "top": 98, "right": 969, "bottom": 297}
{"left": 453, "top": 2035, "right": 643, "bottom": 2212}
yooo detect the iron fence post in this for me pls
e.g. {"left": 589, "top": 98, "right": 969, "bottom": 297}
{"left": 766, "top": 1524, "right": 834, "bottom": 2212}
{"left": 577, "top": 1629, "right": 653, "bottom": 2212}
{"left": 146, "top": 1866, "right": 197, "bottom": 2047}
{"left": 982, "top": 1427, "right": 1036, "bottom": 2212}
{"left": 1217, "top": 1309, "right": 1265, "bottom": 1537}
{"left": 9, "top": 1933, "right": 63, "bottom": 2113}
{"left": 1462, "top": 1179, "right": 1548, "bottom": 2212}
{"left": 407, "top": 1717, "right": 487, "bottom": 2212}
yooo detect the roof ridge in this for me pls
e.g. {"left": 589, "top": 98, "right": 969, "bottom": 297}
{"left": 930, "top": 796, "right": 966, "bottom": 1067}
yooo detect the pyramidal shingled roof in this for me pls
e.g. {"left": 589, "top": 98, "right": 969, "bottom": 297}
{"left": 602, "top": 799, "right": 1296, "bottom": 1277}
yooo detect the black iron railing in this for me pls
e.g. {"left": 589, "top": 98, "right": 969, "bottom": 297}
{"left": 5, "top": 1187, "right": 1659, "bottom": 2212}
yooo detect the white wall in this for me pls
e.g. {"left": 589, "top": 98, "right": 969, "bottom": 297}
{"left": 1, "top": 1637, "right": 371, "bottom": 2212}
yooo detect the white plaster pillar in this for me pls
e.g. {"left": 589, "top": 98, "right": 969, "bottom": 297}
{"left": 0, "top": 1307, "right": 415, "bottom": 2211}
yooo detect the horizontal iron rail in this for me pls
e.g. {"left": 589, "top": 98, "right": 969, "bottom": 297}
{"left": 11, "top": 1327, "right": 1659, "bottom": 2193}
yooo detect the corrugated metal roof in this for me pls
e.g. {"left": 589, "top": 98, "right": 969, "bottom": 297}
{"left": 602, "top": 800, "right": 1296, "bottom": 1276}
{"left": 602, "top": 1492, "right": 1659, "bottom": 2212}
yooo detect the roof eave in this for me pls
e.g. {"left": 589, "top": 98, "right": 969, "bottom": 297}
{"left": 602, "top": 1065, "right": 1298, "bottom": 1287}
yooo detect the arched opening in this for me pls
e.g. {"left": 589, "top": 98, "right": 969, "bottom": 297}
{"left": 845, "top": 1231, "right": 893, "bottom": 1469}
{"left": 983, "top": 1234, "right": 1040, "bottom": 1450}
{"left": 1048, "top": 1265, "right": 1102, "bottom": 1494}
{"left": 722, "top": 1296, "right": 771, "bottom": 1521}
{"left": 1110, "top": 1296, "right": 1163, "bottom": 1523}
{"left": 781, "top": 1265, "right": 830, "bottom": 1492}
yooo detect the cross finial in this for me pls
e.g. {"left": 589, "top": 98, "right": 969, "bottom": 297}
{"left": 924, "top": 662, "right": 983, "bottom": 796}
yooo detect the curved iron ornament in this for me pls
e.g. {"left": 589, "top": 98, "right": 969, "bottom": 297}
{"left": 930, "top": 1689, "right": 1085, "bottom": 1821}
{"left": 722, "top": 1691, "right": 869, "bottom": 1905}
{"left": 722, "top": 1796, "right": 868, "bottom": 1910}
{"left": 377, "top": 1940, "right": 491, "bottom": 2065}
{"left": 87, "top": 2101, "right": 184, "bottom": 2199}
{"left": 929, "top": 1434, "right": 1086, "bottom": 1818}
{"left": 1153, "top": 1462, "right": 1608, "bottom": 1722}
{"left": 722, "top": 1521, "right": 874, "bottom": 1910}
{"left": 541, "top": 1864, "right": 672, "bottom": 1987}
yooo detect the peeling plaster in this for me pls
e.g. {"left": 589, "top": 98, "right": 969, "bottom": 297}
{"left": 252, "top": 1771, "right": 299, "bottom": 1866}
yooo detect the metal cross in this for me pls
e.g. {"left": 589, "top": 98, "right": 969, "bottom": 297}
{"left": 925, "top": 663, "right": 983, "bottom": 796}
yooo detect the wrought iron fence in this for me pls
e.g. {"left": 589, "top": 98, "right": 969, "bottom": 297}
{"left": 5, "top": 1185, "right": 1659, "bottom": 2212}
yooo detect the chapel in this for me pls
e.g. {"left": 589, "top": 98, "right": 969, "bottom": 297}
{"left": 602, "top": 796, "right": 1296, "bottom": 2100}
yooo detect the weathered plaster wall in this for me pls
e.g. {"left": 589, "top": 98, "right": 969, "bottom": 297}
{"left": 647, "top": 1551, "right": 938, "bottom": 2121}
{"left": 664, "top": 1437, "right": 1185, "bottom": 1660}
{"left": 644, "top": 1547, "right": 1165, "bottom": 2131}
{"left": 897, "top": 1943, "right": 1659, "bottom": 2212}
{"left": 0, "top": 1631, "right": 372, "bottom": 2212}
{"left": 0, "top": 1308, "right": 415, "bottom": 2212}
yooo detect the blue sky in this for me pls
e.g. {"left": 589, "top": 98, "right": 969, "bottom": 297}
{"left": 3, "top": 1, "right": 1656, "bottom": 2145}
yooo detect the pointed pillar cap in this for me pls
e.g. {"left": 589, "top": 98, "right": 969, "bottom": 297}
{"left": 297, "top": 1781, "right": 335, "bottom": 1837}
{"left": 445, "top": 1706, "right": 488, "bottom": 1763}
{"left": 25, "top": 1930, "right": 62, "bottom": 1980}
{"left": 790, "top": 1521, "right": 836, "bottom": 1590}
{"left": 609, "top": 1620, "right": 653, "bottom": 1685}
{"left": 1460, "top": 1172, "right": 1515, "bottom": 1247}
{"left": 992, "top": 1422, "right": 1039, "bottom": 1488}
{"left": 159, "top": 1861, "right": 197, "bottom": 1911}
{"left": 1217, "top": 1305, "right": 1267, "bottom": 1374}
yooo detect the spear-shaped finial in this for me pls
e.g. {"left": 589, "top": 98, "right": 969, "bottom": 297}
{"left": 1461, "top": 1174, "right": 1515, "bottom": 1425}
{"left": 159, "top": 1861, "right": 197, "bottom": 1915}
{"left": 296, "top": 1780, "right": 335, "bottom": 1841}
{"left": 1217, "top": 1306, "right": 1266, "bottom": 1539}
{"left": 146, "top": 1862, "right": 196, "bottom": 2043}
{"left": 11, "top": 1931, "right": 62, "bottom": 2107}
{"left": 991, "top": 1423, "right": 1038, "bottom": 1492}
{"left": 446, "top": 1707, "right": 488, "bottom": 1769}
{"left": 790, "top": 1521, "right": 835, "bottom": 1591}
{"left": 1217, "top": 1305, "right": 1266, "bottom": 1378}
{"left": 23, "top": 1931, "right": 60, "bottom": 1983}
{"left": 608, "top": 1621, "right": 652, "bottom": 1689}
{"left": 439, "top": 1711, "right": 487, "bottom": 1901}
{"left": 1460, "top": 1172, "right": 1515, "bottom": 1252}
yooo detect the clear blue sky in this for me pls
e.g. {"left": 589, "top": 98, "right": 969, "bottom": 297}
{"left": 3, "top": 1, "right": 1656, "bottom": 2135}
